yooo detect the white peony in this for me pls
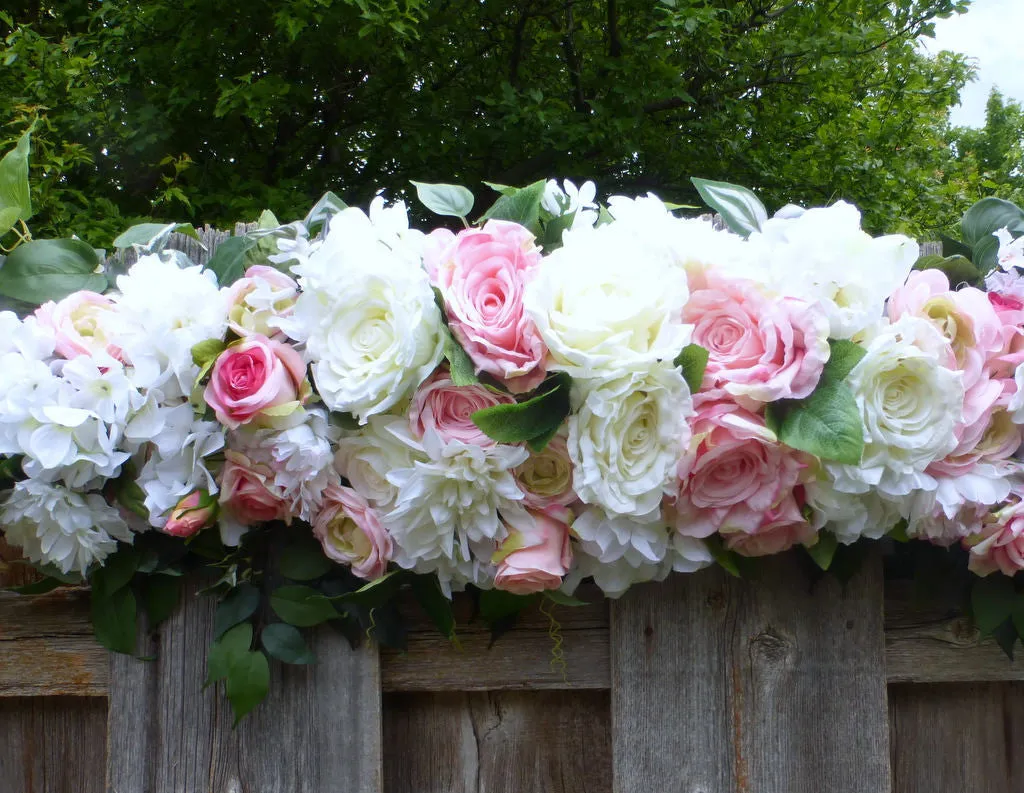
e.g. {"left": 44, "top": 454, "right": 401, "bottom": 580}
{"left": 285, "top": 205, "right": 444, "bottom": 422}
{"left": 571, "top": 506, "right": 670, "bottom": 567}
{"left": 742, "top": 201, "right": 918, "bottom": 338}
{"left": 334, "top": 415, "right": 427, "bottom": 509}
{"left": 1, "top": 479, "right": 132, "bottom": 574}
{"left": 523, "top": 216, "right": 692, "bottom": 378}
{"left": 568, "top": 364, "right": 691, "bottom": 518}
{"left": 829, "top": 316, "right": 964, "bottom": 498}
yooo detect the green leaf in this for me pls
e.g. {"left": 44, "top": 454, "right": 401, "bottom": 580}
{"left": 257, "top": 209, "right": 281, "bottom": 229}
{"left": 526, "top": 422, "right": 562, "bottom": 453}
{"left": 9, "top": 577, "right": 64, "bottom": 595}
{"left": 993, "top": 619, "right": 1017, "bottom": 660}
{"left": 91, "top": 586, "right": 137, "bottom": 655}
{"left": 225, "top": 649, "right": 270, "bottom": 726}
{"left": 479, "top": 589, "right": 537, "bottom": 625}
{"left": 304, "top": 191, "right": 347, "bottom": 234}
{"left": 0, "top": 131, "right": 31, "bottom": 223}
{"left": 191, "top": 338, "right": 227, "bottom": 369}
{"left": 479, "top": 180, "right": 546, "bottom": 231}
{"left": 206, "top": 622, "right": 253, "bottom": 686}
{"left": 279, "top": 540, "right": 333, "bottom": 582}
{"left": 940, "top": 234, "right": 974, "bottom": 260}
{"left": 772, "top": 381, "right": 864, "bottom": 465}
{"left": 112, "top": 222, "right": 200, "bottom": 249}
{"left": 806, "top": 531, "right": 838, "bottom": 571}
{"left": 822, "top": 339, "right": 867, "bottom": 383}
{"left": 261, "top": 623, "right": 316, "bottom": 664}
{"left": 482, "top": 181, "right": 518, "bottom": 196}
{"left": 90, "top": 547, "right": 140, "bottom": 599}
{"left": 411, "top": 181, "right": 475, "bottom": 218}
{"left": 443, "top": 329, "right": 480, "bottom": 386}
{"left": 213, "top": 582, "right": 260, "bottom": 639}
{"left": 0, "top": 206, "right": 20, "bottom": 236}
{"left": 914, "top": 254, "right": 981, "bottom": 287}
{"left": 972, "top": 575, "right": 1019, "bottom": 637}
{"left": 690, "top": 177, "right": 767, "bottom": 238}
{"left": 0, "top": 239, "right": 105, "bottom": 306}
{"left": 334, "top": 570, "right": 406, "bottom": 609}
{"left": 205, "top": 235, "right": 258, "bottom": 287}
{"left": 410, "top": 574, "right": 456, "bottom": 640}
{"left": 674, "top": 344, "right": 709, "bottom": 393}
{"left": 143, "top": 574, "right": 182, "bottom": 628}
{"left": 544, "top": 590, "right": 589, "bottom": 607}
{"left": 704, "top": 535, "right": 741, "bottom": 578}
{"left": 961, "top": 196, "right": 1024, "bottom": 248}
{"left": 114, "top": 475, "right": 149, "bottom": 521}
{"left": 472, "top": 373, "right": 571, "bottom": 444}
{"left": 270, "top": 585, "right": 339, "bottom": 627}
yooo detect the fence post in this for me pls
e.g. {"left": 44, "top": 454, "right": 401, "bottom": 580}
{"left": 610, "top": 551, "right": 891, "bottom": 793}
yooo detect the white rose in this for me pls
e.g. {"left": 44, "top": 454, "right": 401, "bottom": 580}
{"left": 568, "top": 363, "right": 691, "bottom": 518}
{"left": 287, "top": 207, "right": 444, "bottom": 422}
{"left": 523, "top": 220, "right": 691, "bottom": 378}
{"left": 333, "top": 415, "right": 426, "bottom": 509}
{"left": 805, "top": 475, "right": 902, "bottom": 544}
{"left": 743, "top": 201, "right": 918, "bottom": 338}
{"left": 829, "top": 316, "right": 964, "bottom": 498}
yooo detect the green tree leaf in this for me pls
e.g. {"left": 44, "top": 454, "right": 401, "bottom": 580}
{"left": 261, "top": 623, "right": 316, "bottom": 664}
{"left": 471, "top": 373, "right": 571, "bottom": 444}
{"left": 0, "top": 238, "right": 105, "bottom": 306}
{"left": 225, "top": 649, "right": 270, "bottom": 726}
{"left": 213, "top": 582, "right": 260, "bottom": 639}
{"left": 674, "top": 344, "right": 709, "bottom": 393}
{"left": 411, "top": 180, "right": 474, "bottom": 218}
{"left": 270, "top": 585, "right": 339, "bottom": 627}
{"left": 0, "top": 131, "right": 31, "bottom": 224}
{"left": 691, "top": 177, "right": 767, "bottom": 237}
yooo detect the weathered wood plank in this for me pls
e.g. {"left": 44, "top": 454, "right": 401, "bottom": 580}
{"left": 889, "top": 682, "right": 1024, "bottom": 793}
{"left": 383, "top": 691, "right": 611, "bottom": 793}
{"left": 610, "top": 553, "right": 891, "bottom": 793}
{"left": 106, "top": 577, "right": 383, "bottom": 793}
{"left": 0, "top": 696, "right": 107, "bottom": 793}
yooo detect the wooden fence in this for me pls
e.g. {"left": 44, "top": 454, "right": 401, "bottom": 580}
{"left": 2, "top": 230, "right": 1022, "bottom": 792}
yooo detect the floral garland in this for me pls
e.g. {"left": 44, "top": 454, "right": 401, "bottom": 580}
{"left": 3, "top": 163, "right": 1024, "bottom": 719}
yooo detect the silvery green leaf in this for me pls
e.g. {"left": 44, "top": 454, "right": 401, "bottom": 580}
{"left": 411, "top": 181, "right": 475, "bottom": 218}
{"left": 691, "top": 177, "right": 768, "bottom": 237}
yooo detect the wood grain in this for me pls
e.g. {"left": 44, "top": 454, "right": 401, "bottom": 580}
{"left": 106, "top": 577, "right": 383, "bottom": 793}
{"left": 610, "top": 553, "right": 891, "bottom": 793}
{"left": 0, "top": 697, "right": 107, "bottom": 793}
{"left": 383, "top": 691, "right": 611, "bottom": 793}
{"left": 889, "top": 682, "right": 1024, "bottom": 793}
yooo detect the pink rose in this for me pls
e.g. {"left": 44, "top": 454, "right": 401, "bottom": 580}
{"left": 683, "top": 275, "right": 830, "bottom": 403}
{"left": 224, "top": 265, "right": 298, "bottom": 338}
{"left": 513, "top": 430, "right": 578, "bottom": 511}
{"left": 204, "top": 334, "right": 310, "bottom": 429}
{"left": 966, "top": 497, "right": 1024, "bottom": 576}
{"left": 408, "top": 370, "right": 515, "bottom": 445}
{"left": 426, "top": 220, "right": 547, "bottom": 393}
{"left": 34, "top": 290, "right": 122, "bottom": 361}
{"left": 720, "top": 493, "right": 816, "bottom": 557}
{"left": 313, "top": 483, "right": 393, "bottom": 580}
{"left": 671, "top": 401, "right": 808, "bottom": 538}
{"left": 163, "top": 490, "right": 218, "bottom": 538}
{"left": 493, "top": 508, "right": 572, "bottom": 595}
{"left": 219, "top": 451, "right": 291, "bottom": 525}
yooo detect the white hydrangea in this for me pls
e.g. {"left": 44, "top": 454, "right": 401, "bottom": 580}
{"left": 285, "top": 205, "right": 444, "bottom": 422}
{"left": 1, "top": 479, "right": 132, "bottom": 574}
{"left": 568, "top": 364, "right": 691, "bottom": 518}
{"left": 742, "top": 201, "right": 918, "bottom": 338}
{"left": 805, "top": 476, "right": 902, "bottom": 544}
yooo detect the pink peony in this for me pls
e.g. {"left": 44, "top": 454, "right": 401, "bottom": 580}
{"left": 683, "top": 275, "right": 829, "bottom": 403}
{"left": 408, "top": 370, "right": 515, "bottom": 446}
{"left": 34, "top": 290, "right": 123, "bottom": 361}
{"left": 224, "top": 265, "right": 298, "bottom": 338}
{"left": 163, "top": 490, "right": 218, "bottom": 538}
{"left": 671, "top": 401, "right": 808, "bottom": 538}
{"left": 313, "top": 483, "right": 393, "bottom": 580}
{"left": 966, "top": 496, "right": 1024, "bottom": 577}
{"left": 720, "top": 493, "right": 816, "bottom": 557}
{"left": 426, "top": 220, "right": 547, "bottom": 393}
{"left": 219, "top": 451, "right": 291, "bottom": 525}
{"left": 493, "top": 508, "right": 572, "bottom": 595}
{"left": 204, "top": 334, "right": 310, "bottom": 429}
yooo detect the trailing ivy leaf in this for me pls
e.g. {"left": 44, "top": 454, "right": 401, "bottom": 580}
{"left": 261, "top": 623, "right": 316, "bottom": 664}
{"left": 0, "top": 238, "right": 105, "bottom": 306}
{"left": 674, "top": 344, "right": 709, "bottom": 393}
{"left": 225, "top": 649, "right": 271, "bottom": 726}
{"left": 993, "top": 619, "right": 1017, "bottom": 661}
{"left": 213, "top": 582, "right": 260, "bottom": 639}
{"left": 270, "top": 585, "right": 339, "bottom": 627}
{"left": 961, "top": 196, "right": 1024, "bottom": 248}
{"left": 691, "top": 177, "right": 767, "bottom": 237}
{"left": 0, "top": 130, "right": 31, "bottom": 224}
{"left": 410, "top": 574, "right": 456, "bottom": 641}
{"left": 304, "top": 191, "right": 347, "bottom": 235}
{"left": 143, "top": 574, "right": 182, "bottom": 628}
{"left": 479, "top": 180, "right": 546, "bottom": 231}
{"left": 806, "top": 532, "right": 838, "bottom": 571}
{"left": 205, "top": 622, "right": 253, "bottom": 687}
{"left": 971, "top": 574, "right": 1019, "bottom": 637}
{"left": 205, "top": 235, "right": 258, "bottom": 287}
{"left": 279, "top": 538, "right": 333, "bottom": 581}
{"left": 443, "top": 329, "right": 480, "bottom": 386}
{"left": 113, "top": 222, "right": 200, "bottom": 250}
{"left": 90, "top": 546, "right": 140, "bottom": 599}
{"left": 544, "top": 590, "right": 589, "bottom": 607}
{"left": 91, "top": 586, "right": 137, "bottom": 655}
{"left": 411, "top": 181, "right": 474, "bottom": 218}
{"left": 472, "top": 373, "right": 571, "bottom": 444}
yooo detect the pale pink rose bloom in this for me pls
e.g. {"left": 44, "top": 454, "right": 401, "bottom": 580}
{"left": 219, "top": 451, "right": 291, "bottom": 525}
{"left": 683, "top": 275, "right": 830, "bottom": 403}
{"left": 493, "top": 508, "right": 572, "bottom": 595}
{"left": 163, "top": 490, "right": 218, "bottom": 538}
{"left": 204, "top": 334, "right": 310, "bottom": 429}
{"left": 313, "top": 483, "right": 393, "bottom": 580}
{"left": 34, "top": 290, "right": 123, "bottom": 361}
{"left": 426, "top": 220, "right": 548, "bottom": 393}
{"left": 720, "top": 494, "right": 816, "bottom": 557}
{"left": 671, "top": 401, "right": 808, "bottom": 538}
{"left": 966, "top": 498, "right": 1024, "bottom": 576}
{"left": 513, "top": 430, "right": 578, "bottom": 511}
{"left": 929, "top": 408, "right": 1023, "bottom": 479}
{"left": 224, "top": 265, "right": 299, "bottom": 338}
{"left": 408, "top": 370, "right": 515, "bottom": 446}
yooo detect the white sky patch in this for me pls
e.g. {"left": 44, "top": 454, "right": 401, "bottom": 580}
{"left": 921, "top": 0, "right": 1024, "bottom": 128}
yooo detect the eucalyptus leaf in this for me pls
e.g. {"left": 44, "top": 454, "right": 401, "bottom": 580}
{"left": 143, "top": 574, "right": 182, "bottom": 628}
{"left": 279, "top": 540, "right": 333, "bottom": 581}
{"left": 691, "top": 177, "right": 767, "bottom": 237}
{"left": 971, "top": 574, "right": 1019, "bottom": 637}
{"left": 410, "top": 574, "right": 456, "bottom": 641}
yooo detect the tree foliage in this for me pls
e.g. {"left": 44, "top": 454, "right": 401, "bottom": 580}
{"left": 0, "top": 0, "right": 990, "bottom": 243}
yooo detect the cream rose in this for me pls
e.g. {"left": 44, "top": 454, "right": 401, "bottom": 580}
{"left": 313, "top": 483, "right": 393, "bottom": 580}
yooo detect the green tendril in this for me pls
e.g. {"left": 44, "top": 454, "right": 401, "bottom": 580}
{"left": 539, "top": 596, "right": 567, "bottom": 684}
